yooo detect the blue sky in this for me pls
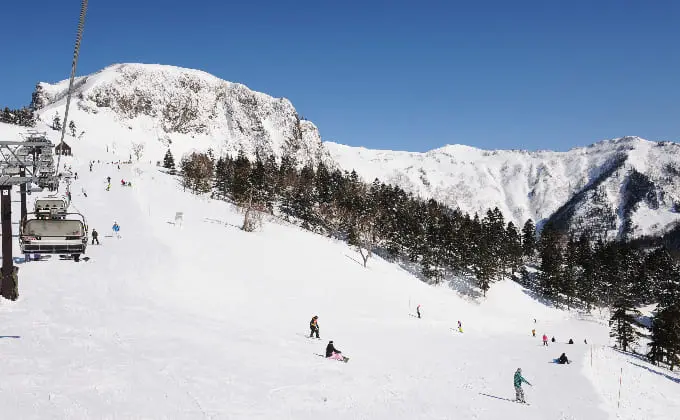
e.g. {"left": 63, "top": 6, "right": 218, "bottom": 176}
{"left": 1, "top": 1, "right": 679, "bottom": 152}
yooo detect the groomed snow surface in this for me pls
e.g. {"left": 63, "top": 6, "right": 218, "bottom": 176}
{"left": 0, "top": 123, "right": 678, "bottom": 419}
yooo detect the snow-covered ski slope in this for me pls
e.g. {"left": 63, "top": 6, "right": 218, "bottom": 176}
{"left": 0, "top": 122, "right": 678, "bottom": 419}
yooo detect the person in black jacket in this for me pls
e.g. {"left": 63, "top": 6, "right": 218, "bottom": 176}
{"left": 325, "top": 340, "right": 348, "bottom": 362}
{"left": 557, "top": 353, "right": 570, "bottom": 364}
{"left": 309, "top": 316, "right": 319, "bottom": 338}
{"left": 91, "top": 229, "right": 99, "bottom": 245}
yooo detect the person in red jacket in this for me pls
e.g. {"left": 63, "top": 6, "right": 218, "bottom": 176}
{"left": 542, "top": 334, "right": 548, "bottom": 346}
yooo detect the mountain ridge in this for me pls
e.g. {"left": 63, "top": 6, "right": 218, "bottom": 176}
{"left": 25, "top": 63, "right": 680, "bottom": 239}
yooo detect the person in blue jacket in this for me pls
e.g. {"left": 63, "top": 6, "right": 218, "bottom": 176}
{"left": 112, "top": 221, "right": 121, "bottom": 238}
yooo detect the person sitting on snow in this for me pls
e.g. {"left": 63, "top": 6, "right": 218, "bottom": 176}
{"left": 325, "top": 340, "right": 348, "bottom": 362}
{"left": 557, "top": 353, "right": 570, "bottom": 364}
{"left": 568, "top": 338, "right": 574, "bottom": 344}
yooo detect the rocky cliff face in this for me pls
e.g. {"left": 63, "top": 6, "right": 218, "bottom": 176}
{"left": 34, "top": 63, "right": 331, "bottom": 166}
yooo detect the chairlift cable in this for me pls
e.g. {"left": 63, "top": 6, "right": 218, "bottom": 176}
{"left": 55, "top": 0, "right": 88, "bottom": 179}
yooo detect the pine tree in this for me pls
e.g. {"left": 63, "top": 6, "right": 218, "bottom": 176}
{"left": 232, "top": 150, "right": 252, "bottom": 203}
{"left": 647, "top": 303, "right": 680, "bottom": 370}
{"left": 52, "top": 112, "right": 62, "bottom": 131}
{"left": 0, "top": 107, "right": 11, "bottom": 123}
{"left": 521, "top": 219, "right": 537, "bottom": 260}
{"left": 504, "top": 221, "right": 523, "bottom": 274}
{"left": 30, "top": 83, "right": 45, "bottom": 110}
{"left": 163, "top": 149, "right": 176, "bottom": 171}
{"left": 571, "top": 233, "right": 593, "bottom": 308}
{"left": 609, "top": 297, "right": 641, "bottom": 353}
{"left": 538, "top": 224, "right": 563, "bottom": 304}
{"left": 561, "top": 236, "right": 579, "bottom": 309}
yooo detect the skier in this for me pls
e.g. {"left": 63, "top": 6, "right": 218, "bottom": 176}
{"left": 325, "top": 340, "right": 348, "bottom": 362}
{"left": 557, "top": 353, "right": 570, "bottom": 364}
{"left": 91, "top": 229, "right": 99, "bottom": 245}
{"left": 121, "top": 179, "right": 126, "bottom": 186}
{"left": 74, "top": 172, "right": 78, "bottom": 180}
{"left": 112, "top": 221, "right": 121, "bottom": 239}
{"left": 532, "top": 329, "right": 536, "bottom": 337}
{"left": 458, "top": 320, "right": 463, "bottom": 333}
{"left": 513, "top": 368, "right": 532, "bottom": 403}
{"left": 416, "top": 304, "right": 421, "bottom": 318}
{"left": 81, "top": 187, "right": 87, "bottom": 198}
{"left": 309, "top": 316, "right": 320, "bottom": 339}
{"left": 584, "top": 338, "right": 588, "bottom": 345}
{"left": 107, "top": 176, "right": 111, "bottom": 183}
{"left": 89, "top": 162, "right": 93, "bottom": 172}
{"left": 542, "top": 334, "right": 548, "bottom": 346}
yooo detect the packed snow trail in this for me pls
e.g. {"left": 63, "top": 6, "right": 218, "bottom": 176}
{"left": 0, "top": 141, "right": 665, "bottom": 419}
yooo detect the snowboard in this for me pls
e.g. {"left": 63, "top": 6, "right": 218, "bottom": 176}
{"left": 314, "top": 353, "right": 349, "bottom": 363}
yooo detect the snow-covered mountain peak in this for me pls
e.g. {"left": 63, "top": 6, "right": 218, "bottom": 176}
{"left": 326, "top": 136, "right": 680, "bottom": 238}
{"left": 33, "top": 63, "right": 331, "bottom": 166}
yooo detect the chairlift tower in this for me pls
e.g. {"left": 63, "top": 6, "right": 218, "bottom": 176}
{"left": 0, "top": 131, "right": 56, "bottom": 300}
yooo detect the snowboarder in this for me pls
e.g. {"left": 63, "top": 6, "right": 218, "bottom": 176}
{"left": 532, "top": 329, "right": 536, "bottom": 337}
{"left": 112, "top": 221, "right": 121, "bottom": 239}
{"left": 513, "top": 368, "right": 532, "bottom": 403}
{"left": 457, "top": 320, "right": 463, "bottom": 333}
{"left": 107, "top": 176, "right": 111, "bottom": 183}
{"left": 309, "top": 316, "right": 320, "bottom": 339}
{"left": 568, "top": 338, "right": 574, "bottom": 344}
{"left": 91, "top": 229, "right": 99, "bottom": 245}
{"left": 557, "top": 353, "right": 570, "bottom": 364}
{"left": 542, "top": 334, "right": 548, "bottom": 346}
{"left": 416, "top": 304, "right": 421, "bottom": 318}
{"left": 325, "top": 340, "right": 348, "bottom": 362}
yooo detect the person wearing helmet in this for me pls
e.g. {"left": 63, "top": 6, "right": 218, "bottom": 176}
{"left": 325, "top": 340, "right": 348, "bottom": 362}
{"left": 309, "top": 316, "right": 320, "bottom": 339}
{"left": 514, "top": 368, "right": 532, "bottom": 403}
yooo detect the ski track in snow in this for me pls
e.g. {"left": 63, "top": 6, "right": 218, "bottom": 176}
{"left": 0, "top": 121, "right": 677, "bottom": 419}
